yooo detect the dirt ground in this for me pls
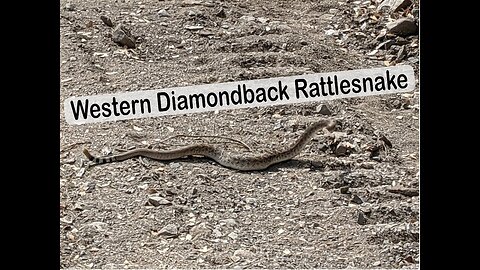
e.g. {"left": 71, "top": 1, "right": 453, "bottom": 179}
{"left": 60, "top": 0, "right": 419, "bottom": 268}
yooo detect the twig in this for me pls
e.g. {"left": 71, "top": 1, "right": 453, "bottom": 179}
{"left": 157, "top": 134, "right": 253, "bottom": 151}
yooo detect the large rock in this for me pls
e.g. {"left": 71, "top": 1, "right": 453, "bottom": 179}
{"left": 386, "top": 18, "right": 418, "bottom": 37}
{"left": 158, "top": 224, "right": 178, "bottom": 238}
{"left": 377, "top": 0, "right": 412, "bottom": 13}
{"left": 112, "top": 24, "right": 136, "bottom": 48}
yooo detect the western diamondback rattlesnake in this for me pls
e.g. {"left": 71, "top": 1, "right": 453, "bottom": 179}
{"left": 83, "top": 119, "right": 335, "bottom": 171}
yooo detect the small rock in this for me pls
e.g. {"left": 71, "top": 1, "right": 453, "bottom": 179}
{"left": 257, "top": 17, "right": 269, "bottom": 24}
{"left": 328, "top": 8, "right": 339, "bottom": 14}
{"left": 215, "top": 8, "right": 226, "bottom": 18}
{"left": 158, "top": 9, "right": 170, "bottom": 17}
{"left": 60, "top": 217, "right": 73, "bottom": 224}
{"left": 165, "top": 188, "right": 178, "bottom": 196}
{"left": 351, "top": 194, "right": 363, "bottom": 204}
{"left": 387, "top": 186, "right": 419, "bottom": 197}
{"left": 377, "top": 0, "right": 412, "bottom": 13}
{"left": 386, "top": 18, "right": 418, "bottom": 37}
{"left": 240, "top": 15, "right": 256, "bottom": 22}
{"left": 100, "top": 15, "right": 113, "bottom": 27}
{"left": 405, "top": 255, "right": 415, "bottom": 263}
{"left": 300, "top": 40, "right": 308, "bottom": 46}
{"left": 112, "top": 24, "right": 136, "bottom": 48}
{"left": 148, "top": 196, "right": 172, "bottom": 206}
{"left": 65, "top": 3, "right": 75, "bottom": 11}
{"left": 359, "top": 161, "right": 376, "bottom": 169}
{"left": 357, "top": 212, "right": 367, "bottom": 225}
{"left": 85, "top": 182, "right": 95, "bottom": 193}
{"left": 184, "top": 25, "right": 204, "bottom": 30}
{"left": 245, "top": 197, "right": 257, "bottom": 204}
{"left": 212, "top": 228, "right": 223, "bottom": 238}
{"left": 198, "top": 30, "right": 214, "bottom": 36}
{"left": 230, "top": 255, "right": 241, "bottom": 262}
{"left": 317, "top": 143, "right": 328, "bottom": 152}
{"left": 325, "top": 29, "right": 339, "bottom": 36}
{"left": 169, "top": 163, "right": 181, "bottom": 169}
{"left": 339, "top": 186, "right": 350, "bottom": 194}
{"left": 379, "top": 135, "right": 393, "bottom": 148}
{"left": 158, "top": 224, "right": 178, "bottom": 238}
{"left": 316, "top": 104, "right": 332, "bottom": 115}
{"left": 220, "top": 218, "right": 237, "bottom": 227}
{"left": 228, "top": 231, "right": 238, "bottom": 239}
{"left": 283, "top": 249, "right": 291, "bottom": 256}
{"left": 234, "top": 249, "right": 254, "bottom": 258}
{"left": 319, "top": 14, "right": 335, "bottom": 21}
{"left": 396, "top": 45, "right": 408, "bottom": 61}
{"left": 335, "top": 141, "right": 355, "bottom": 156}
{"left": 73, "top": 202, "right": 84, "bottom": 211}
{"left": 189, "top": 222, "right": 211, "bottom": 239}
{"left": 372, "top": 261, "right": 381, "bottom": 267}
{"left": 186, "top": 10, "right": 198, "bottom": 16}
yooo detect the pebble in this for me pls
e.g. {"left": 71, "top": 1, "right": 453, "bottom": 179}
{"left": 198, "top": 30, "right": 214, "bottom": 36}
{"left": 212, "top": 228, "right": 223, "bottom": 238}
{"left": 357, "top": 212, "right": 367, "bottom": 225}
{"left": 65, "top": 3, "right": 75, "bottom": 11}
{"left": 148, "top": 196, "right": 172, "bottom": 206}
{"left": 351, "top": 194, "right": 363, "bottom": 204}
{"left": 185, "top": 25, "right": 204, "bottom": 30}
{"left": 316, "top": 104, "right": 332, "bottom": 115}
{"left": 387, "top": 186, "right": 419, "bottom": 197}
{"left": 228, "top": 231, "right": 238, "bottom": 239}
{"left": 234, "top": 249, "right": 254, "bottom": 258}
{"left": 377, "top": 0, "right": 412, "bottom": 13}
{"left": 325, "top": 29, "right": 339, "bottom": 36}
{"left": 340, "top": 186, "right": 350, "bottom": 194}
{"left": 100, "top": 15, "right": 114, "bottom": 27}
{"left": 220, "top": 218, "right": 238, "bottom": 227}
{"left": 245, "top": 197, "right": 257, "bottom": 204}
{"left": 112, "top": 24, "right": 136, "bottom": 48}
{"left": 335, "top": 141, "right": 355, "bottom": 156}
{"left": 215, "top": 8, "right": 226, "bottom": 18}
{"left": 158, "top": 9, "right": 170, "bottom": 17}
{"left": 158, "top": 224, "right": 178, "bottom": 238}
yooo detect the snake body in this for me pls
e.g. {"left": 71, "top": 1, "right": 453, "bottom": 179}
{"left": 83, "top": 119, "right": 335, "bottom": 171}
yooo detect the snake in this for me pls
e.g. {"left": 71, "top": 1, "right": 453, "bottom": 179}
{"left": 83, "top": 119, "right": 335, "bottom": 171}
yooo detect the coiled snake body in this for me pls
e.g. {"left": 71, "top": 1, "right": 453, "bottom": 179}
{"left": 83, "top": 119, "right": 335, "bottom": 171}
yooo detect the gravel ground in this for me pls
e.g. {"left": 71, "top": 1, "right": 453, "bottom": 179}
{"left": 60, "top": 0, "right": 419, "bottom": 268}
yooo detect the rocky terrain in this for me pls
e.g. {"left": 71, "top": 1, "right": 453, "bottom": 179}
{"left": 60, "top": 0, "right": 419, "bottom": 268}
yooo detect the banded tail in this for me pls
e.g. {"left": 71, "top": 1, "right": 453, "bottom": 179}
{"left": 83, "top": 149, "right": 117, "bottom": 164}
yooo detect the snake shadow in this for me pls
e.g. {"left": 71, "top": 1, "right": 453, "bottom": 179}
{"left": 157, "top": 156, "right": 329, "bottom": 173}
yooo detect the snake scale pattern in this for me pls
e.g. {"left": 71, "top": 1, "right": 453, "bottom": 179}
{"left": 83, "top": 119, "right": 335, "bottom": 171}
